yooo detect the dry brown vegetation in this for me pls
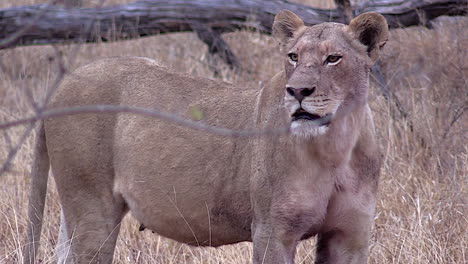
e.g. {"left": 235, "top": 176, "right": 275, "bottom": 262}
{"left": 1, "top": 0, "right": 467, "bottom": 263}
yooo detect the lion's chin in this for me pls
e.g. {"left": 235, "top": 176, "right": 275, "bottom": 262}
{"left": 290, "top": 120, "right": 329, "bottom": 138}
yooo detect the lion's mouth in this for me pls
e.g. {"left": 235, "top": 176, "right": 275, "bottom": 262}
{"left": 291, "top": 109, "right": 331, "bottom": 126}
{"left": 292, "top": 109, "right": 321, "bottom": 121}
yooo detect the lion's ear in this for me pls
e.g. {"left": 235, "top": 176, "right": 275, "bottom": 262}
{"left": 273, "top": 10, "right": 305, "bottom": 50}
{"left": 348, "top": 12, "right": 388, "bottom": 62}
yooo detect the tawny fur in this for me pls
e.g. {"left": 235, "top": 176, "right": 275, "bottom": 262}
{"left": 24, "top": 11, "right": 388, "bottom": 264}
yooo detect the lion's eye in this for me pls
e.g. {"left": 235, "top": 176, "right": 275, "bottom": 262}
{"left": 325, "top": 55, "right": 342, "bottom": 65}
{"left": 288, "top": 53, "right": 299, "bottom": 62}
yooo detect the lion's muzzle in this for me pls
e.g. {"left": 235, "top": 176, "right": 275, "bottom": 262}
{"left": 285, "top": 88, "right": 338, "bottom": 137}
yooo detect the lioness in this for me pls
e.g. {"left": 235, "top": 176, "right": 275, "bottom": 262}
{"left": 24, "top": 10, "right": 387, "bottom": 264}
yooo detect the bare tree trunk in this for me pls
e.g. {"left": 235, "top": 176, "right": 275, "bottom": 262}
{"left": 0, "top": 0, "right": 465, "bottom": 50}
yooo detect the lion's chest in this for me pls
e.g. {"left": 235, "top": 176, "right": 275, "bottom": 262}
{"left": 265, "top": 160, "right": 367, "bottom": 239}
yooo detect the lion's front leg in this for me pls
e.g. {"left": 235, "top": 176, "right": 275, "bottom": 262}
{"left": 315, "top": 227, "right": 371, "bottom": 264}
{"left": 251, "top": 222, "right": 297, "bottom": 264}
{"left": 251, "top": 199, "right": 328, "bottom": 264}
{"left": 315, "top": 190, "right": 375, "bottom": 264}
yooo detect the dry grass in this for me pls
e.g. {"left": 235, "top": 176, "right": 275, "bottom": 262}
{"left": 0, "top": 0, "right": 467, "bottom": 263}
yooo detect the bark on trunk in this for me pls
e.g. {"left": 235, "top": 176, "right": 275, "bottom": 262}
{"left": 0, "top": 0, "right": 465, "bottom": 49}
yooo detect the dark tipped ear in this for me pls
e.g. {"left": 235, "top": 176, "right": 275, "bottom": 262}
{"left": 273, "top": 10, "right": 305, "bottom": 50}
{"left": 348, "top": 12, "right": 389, "bottom": 61}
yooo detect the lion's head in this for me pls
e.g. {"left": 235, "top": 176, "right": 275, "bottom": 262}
{"left": 273, "top": 11, "right": 388, "bottom": 138}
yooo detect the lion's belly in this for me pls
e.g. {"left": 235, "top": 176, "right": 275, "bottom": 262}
{"left": 116, "top": 169, "right": 253, "bottom": 246}
{"left": 113, "top": 116, "right": 254, "bottom": 246}
{"left": 120, "top": 189, "right": 253, "bottom": 246}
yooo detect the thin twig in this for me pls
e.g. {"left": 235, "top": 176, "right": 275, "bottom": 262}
{"left": 371, "top": 62, "right": 414, "bottom": 131}
{"left": 19, "top": 79, "right": 40, "bottom": 113}
{"left": 0, "top": 124, "right": 39, "bottom": 178}
{"left": 0, "top": 0, "right": 108, "bottom": 176}
{"left": 0, "top": 62, "right": 66, "bottom": 176}
{"left": 0, "top": 104, "right": 292, "bottom": 138}
{"left": 2, "top": 130, "right": 13, "bottom": 152}
{"left": 441, "top": 105, "right": 466, "bottom": 141}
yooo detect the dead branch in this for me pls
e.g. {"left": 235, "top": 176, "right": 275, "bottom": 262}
{"left": 0, "top": 0, "right": 60, "bottom": 49}
{"left": 191, "top": 22, "right": 240, "bottom": 69}
{"left": 0, "top": 0, "right": 465, "bottom": 50}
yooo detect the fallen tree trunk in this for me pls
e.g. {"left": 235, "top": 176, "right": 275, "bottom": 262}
{"left": 0, "top": 0, "right": 466, "bottom": 50}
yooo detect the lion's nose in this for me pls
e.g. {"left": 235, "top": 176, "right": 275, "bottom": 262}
{"left": 286, "top": 86, "right": 316, "bottom": 102}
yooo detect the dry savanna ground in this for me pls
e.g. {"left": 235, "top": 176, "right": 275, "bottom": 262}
{"left": 0, "top": 0, "right": 466, "bottom": 263}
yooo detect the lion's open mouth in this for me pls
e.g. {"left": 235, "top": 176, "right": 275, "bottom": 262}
{"left": 291, "top": 109, "right": 331, "bottom": 126}
{"left": 292, "top": 109, "right": 321, "bottom": 121}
